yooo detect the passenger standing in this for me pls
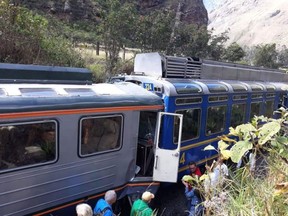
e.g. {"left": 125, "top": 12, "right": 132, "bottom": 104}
{"left": 130, "top": 191, "right": 155, "bottom": 216}
{"left": 76, "top": 203, "right": 93, "bottom": 216}
{"left": 214, "top": 157, "right": 229, "bottom": 178}
{"left": 188, "top": 161, "right": 202, "bottom": 178}
{"left": 94, "top": 190, "right": 117, "bottom": 216}
{"left": 182, "top": 175, "right": 203, "bottom": 216}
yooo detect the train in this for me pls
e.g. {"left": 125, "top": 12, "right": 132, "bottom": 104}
{"left": 0, "top": 52, "right": 287, "bottom": 215}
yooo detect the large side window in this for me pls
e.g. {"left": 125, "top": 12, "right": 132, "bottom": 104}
{"left": 0, "top": 121, "right": 56, "bottom": 172}
{"left": 80, "top": 116, "right": 122, "bottom": 155}
{"left": 206, "top": 105, "right": 227, "bottom": 135}
{"left": 231, "top": 103, "right": 246, "bottom": 128}
{"left": 174, "top": 108, "right": 201, "bottom": 142}
{"left": 265, "top": 100, "right": 274, "bottom": 118}
{"left": 250, "top": 102, "right": 261, "bottom": 119}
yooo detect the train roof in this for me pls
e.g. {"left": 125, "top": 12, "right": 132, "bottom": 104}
{"left": 0, "top": 82, "right": 163, "bottom": 113}
{"left": 0, "top": 63, "right": 92, "bottom": 85}
{"left": 134, "top": 52, "right": 288, "bottom": 82}
{"left": 110, "top": 74, "right": 288, "bottom": 96}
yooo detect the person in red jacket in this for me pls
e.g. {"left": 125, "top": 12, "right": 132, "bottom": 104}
{"left": 188, "top": 161, "right": 202, "bottom": 178}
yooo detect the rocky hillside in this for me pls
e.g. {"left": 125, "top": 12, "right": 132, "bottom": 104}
{"left": 208, "top": 0, "right": 288, "bottom": 47}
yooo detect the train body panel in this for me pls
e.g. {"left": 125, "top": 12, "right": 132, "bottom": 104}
{"left": 111, "top": 52, "right": 288, "bottom": 179}
{"left": 0, "top": 77, "right": 164, "bottom": 215}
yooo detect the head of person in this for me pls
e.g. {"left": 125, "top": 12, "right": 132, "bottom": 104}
{"left": 76, "top": 203, "right": 93, "bottom": 216}
{"left": 188, "top": 161, "right": 198, "bottom": 173}
{"left": 205, "top": 160, "right": 216, "bottom": 172}
{"left": 105, "top": 190, "right": 117, "bottom": 205}
{"left": 182, "top": 175, "right": 193, "bottom": 185}
{"left": 141, "top": 191, "right": 155, "bottom": 203}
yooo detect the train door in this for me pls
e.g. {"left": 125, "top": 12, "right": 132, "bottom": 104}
{"left": 153, "top": 112, "right": 183, "bottom": 183}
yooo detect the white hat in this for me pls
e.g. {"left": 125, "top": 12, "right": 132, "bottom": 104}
{"left": 142, "top": 191, "right": 155, "bottom": 202}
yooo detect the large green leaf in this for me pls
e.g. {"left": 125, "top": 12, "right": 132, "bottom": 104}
{"left": 221, "top": 149, "right": 232, "bottom": 160}
{"left": 276, "top": 136, "right": 288, "bottom": 146}
{"left": 229, "top": 123, "right": 256, "bottom": 141}
{"left": 230, "top": 140, "right": 253, "bottom": 163}
{"left": 218, "top": 140, "right": 230, "bottom": 151}
{"left": 258, "top": 121, "right": 281, "bottom": 145}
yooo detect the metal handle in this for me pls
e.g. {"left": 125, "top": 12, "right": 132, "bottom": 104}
{"left": 173, "top": 152, "right": 179, "bottom": 157}
{"left": 155, "top": 155, "right": 158, "bottom": 169}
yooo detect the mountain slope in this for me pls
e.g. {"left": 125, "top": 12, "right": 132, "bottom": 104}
{"left": 208, "top": 0, "right": 288, "bottom": 47}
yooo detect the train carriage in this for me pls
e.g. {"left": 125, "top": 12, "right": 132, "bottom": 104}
{"left": 110, "top": 52, "right": 288, "bottom": 178}
{"left": 0, "top": 63, "right": 178, "bottom": 216}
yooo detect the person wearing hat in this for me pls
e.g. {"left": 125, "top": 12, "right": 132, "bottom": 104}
{"left": 182, "top": 175, "right": 203, "bottom": 216}
{"left": 130, "top": 191, "right": 155, "bottom": 216}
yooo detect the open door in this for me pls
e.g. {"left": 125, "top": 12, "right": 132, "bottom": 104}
{"left": 153, "top": 112, "right": 183, "bottom": 182}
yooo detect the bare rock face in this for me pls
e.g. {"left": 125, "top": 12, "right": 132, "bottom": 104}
{"left": 208, "top": 0, "right": 288, "bottom": 47}
{"left": 138, "top": 0, "right": 208, "bottom": 26}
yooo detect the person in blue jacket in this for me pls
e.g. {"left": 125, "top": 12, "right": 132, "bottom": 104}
{"left": 94, "top": 190, "right": 117, "bottom": 216}
{"left": 182, "top": 175, "right": 203, "bottom": 216}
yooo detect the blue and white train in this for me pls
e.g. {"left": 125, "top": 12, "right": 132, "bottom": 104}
{"left": 0, "top": 52, "right": 287, "bottom": 215}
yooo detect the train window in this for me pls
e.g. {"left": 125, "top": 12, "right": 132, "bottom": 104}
{"left": 266, "top": 93, "right": 275, "bottom": 98}
{"left": 250, "top": 102, "right": 261, "bottom": 119}
{"left": 138, "top": 112, "right": 157, "bottom": 141}
{"left": 0, "top": 89, "right": 5, "bottom": 96}
{"left": 251, "top": 94, "right": 263, "bottom": 99}
{"left": 206, "top": 105, "right": 227, "bottom": 135}
{"left": 80, "top": 116, "right": 122, "bottom": 155}
{"left": 265, "top": 100, "right": 274, "bottom": 118}
{"left": 19, "top": 88, "right": 57, "bottom": 97}
{"left": 174, "top": 108, "right": 201, "bottom": 142}
{"left": 175, "top": 97, "right": 202, "bottom": 105}
{"left": 0, "top": 121, "right": 56, "bottom": 172}
{"left": 173, "top": 83, "right": 202, "bottom": 94}
{"left": 233, "top": 94, "right": 248, "bottom": 100}
{"left": 231, "top": 104, "right": 246, "bottom": 128}
{"left": 64, "top": 88, "right": 96, "bottom": 96}
{"left": 250, "top": 84, "right": 263, "bottom": 91}
{"left": 208, "top": 95, "right": 228, "bottom": 102}
{"left": 206, "top": 83, "right": 228, "bottom": 93}
{"left": 231, "top": 84, "right": 248, "bottom": 92}
{"left": 265, "top": 84, "right": 276, "bottom": 91}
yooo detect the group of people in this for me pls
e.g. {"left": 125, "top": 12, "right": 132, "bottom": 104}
{"left": 75, "top": 157, "right": 241, "bottom": 216}
{"left": 181, "top": 158, "right": 229, "bottom": 216}
{"left": 75, "top": 190, "right": 155, "bottom": 216}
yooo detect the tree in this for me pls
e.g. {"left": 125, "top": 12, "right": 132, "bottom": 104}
{"left": 207, "top": 31, "right": 229, "bottom": 60}
{"left": 134, "top": 9, "right": 173, "bottom": 53}
{"left": 253, "top": 43, "right": 278, "bottom": 69}
{"left": 168, "top": 24, "right": 210, "bottom": 58}
{"left": 96, "top": 0, "right": 137, "bottom": 76}
{"left": 223, "top": 42, "right": 245, "bottom": 62}
{"left": 277, "top": 45, "right": 288, "bottom": 67}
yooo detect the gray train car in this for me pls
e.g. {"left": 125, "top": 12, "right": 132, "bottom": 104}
{"left": 0, "top": 63, "right": 182, "bottom": 216}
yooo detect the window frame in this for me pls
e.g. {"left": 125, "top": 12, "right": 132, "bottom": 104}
{"left": 79, "top": 114, "right": 123, "bottom": 157}
{"left": 173, "top": 108, "right": 202, "bottom": 143}
{"left": 205, "top": 105, "right": 227, "bottom": 136}
{"left": 0, "top": 119, "right": 58, "bottom": 173}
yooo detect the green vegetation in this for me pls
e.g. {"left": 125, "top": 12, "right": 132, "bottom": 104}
{"left": 1, "top": 0, "right": 288, "bottom": 81}
{"left": 201, "top": 109, "right": 288, "bottom": 215}
{"left": 0, "top": 0, "right": 84, "bottom": 67}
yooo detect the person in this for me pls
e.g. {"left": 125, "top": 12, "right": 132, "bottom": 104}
{"left": 188, "top": 161, "right": 202, "bottom": 178}
{"left": 182, "top": 175, "right": 203, "bottom": 216}
{"left": 214, "top": 157, "right": 229, "bottom": 178}
{"left": 76, "top": 203, "right": 93, "bottom": 216}
{"left": 130, "top": 191, "right": 155, "bottom": 216}
{"left": 94, "top": 190, "right": 117, "bottom": 216}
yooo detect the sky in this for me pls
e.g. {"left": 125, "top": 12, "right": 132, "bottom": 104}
{"left": 203, "top": 0, "right": 221, "bottom": 12}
